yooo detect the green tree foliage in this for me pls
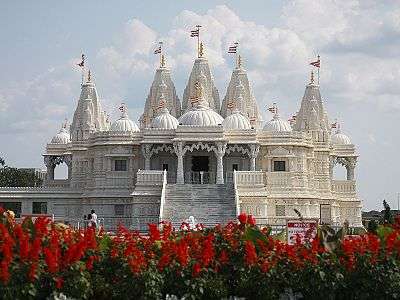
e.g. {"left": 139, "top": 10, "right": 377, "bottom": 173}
{"left": 382, "top": 199, "right": 394, "bottom": 225}
{"left": 0, "top": 157, "right": 43, "bottom": 187}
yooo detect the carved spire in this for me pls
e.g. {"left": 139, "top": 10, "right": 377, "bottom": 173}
{"left": 293, "top": 71, "right": 330, "bottom": 139}
{"left": 221, "top": 57, "right": 261, "bottom": 127}
{"left": 70, "top": 75, "right": 108, "bottom": 141}
{"left": 182, "top": 55, "right": 220, "bottom": 112}
{"left": 140, "top": 62, "right": 180, "bottom": 129}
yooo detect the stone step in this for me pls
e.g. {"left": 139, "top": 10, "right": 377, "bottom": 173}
{"left": 162, "top": 183, "right": 237, "bottom": 228}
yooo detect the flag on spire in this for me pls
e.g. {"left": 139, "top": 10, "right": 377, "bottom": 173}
{"left": 268, "top": 103, "right": 278, "bottom": 114}
{"left": 190, "top": 28, "right": 200, "bottom": 37}
{"left": 154, "top": 46, "right": 161, "bottom": 54}
{"left": 77, "top": 54, "right": 85, "bottom": 67}
{"left": 310, "top": 55, "right": 320, "bottom": 68}
{"left": 228, "top": 43, "right": 238, "bottom": 54}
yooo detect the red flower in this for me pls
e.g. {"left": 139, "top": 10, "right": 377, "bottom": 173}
{"left": 55, "top": 277, "right": 64, "bottom": 289}
{"left": 238, "top": 212, "right": 247, "bottom": 225}
{"left": 219, "top": 249, "right": 229, "bottom": 265}
{"left": 148, "top": 224, "right": 161, "bottom": 241}
{"left": 247, "top": 215, "right": 256, "bottom": 226}
{"left": 86, "top": 255, "right": 95, "bottom": 270}
{"left": 28, "top": 263, "right": 37, "bottom": 282}
{"left": 244, "top": 240, "right": 257, "bottom": 266}
{"left": 192, "top": 263, "right": 201, "bottom": 277}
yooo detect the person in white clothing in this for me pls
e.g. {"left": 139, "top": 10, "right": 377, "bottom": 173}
{"left": 91, "top": 209, "right": 97, "bottom": 228}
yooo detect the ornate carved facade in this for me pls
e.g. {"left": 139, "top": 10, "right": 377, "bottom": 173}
{"left": 0, "top": 47, "right": 362, "bottom": 230}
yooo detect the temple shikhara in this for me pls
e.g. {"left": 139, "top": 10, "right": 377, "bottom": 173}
{"left": 0, "top": 30, "right": 362, "bottom": 230}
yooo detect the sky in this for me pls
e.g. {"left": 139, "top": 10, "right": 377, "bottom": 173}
{"left": 0, "top": 0, "right": 399, "bottom": 210}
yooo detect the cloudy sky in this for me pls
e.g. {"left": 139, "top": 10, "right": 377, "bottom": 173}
{"left": 1, "top": 0, "right": 399, "bottom": 210}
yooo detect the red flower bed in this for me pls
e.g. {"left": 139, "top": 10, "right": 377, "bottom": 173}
{"left": 1, "top": 209, "right": 400, "bottom": 299}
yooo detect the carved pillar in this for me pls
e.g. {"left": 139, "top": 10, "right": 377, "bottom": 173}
{"left": 63, "top": 155, "right": 72, "bottom": 180}
{"left": 214, "top": 142, "right": 227, "bottom": 184}
{"left": 329, "top": 156, "right": 336, "bottom": 179}
{"left": 249, "top": 144, "right": 260, "bottom": 171}
{"left": 44, "top": 156, "right": 55, "bottom": 181}
{"left": 173, "top": 142, "right": 185, "bottom": 184}
{"left": 346, "top": 157, "right": 357, "bottom": 180}
{"left": 141, "top": 144, "right": 153, "bottom": 170}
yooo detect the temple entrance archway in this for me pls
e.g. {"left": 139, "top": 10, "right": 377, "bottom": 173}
{"left": 191, "top": 156, "right": 209, "bottom": 172}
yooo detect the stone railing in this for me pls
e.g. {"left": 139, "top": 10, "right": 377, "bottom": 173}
{"left": 185, "top": 172, "right": 216, "bottom": 184}
{"left": 159, "top": 170, "right": 168, "bottom": 223}
{"left": 265, "top": 172, "right": 292, "bottom": 188}
{"left": 45, "top": 179, "right": 70, "bottom": 188}
{"left": 136, "top": 170, "right": 164, "bottom": 186}
{"left": 233, "top": 170, "right": 241, "bottom": 216}
{"left": 332, "top": 180, "right": 356, "bottom": 196}
{"left": 234, "top": 171, "right": 264, "bottom": 187}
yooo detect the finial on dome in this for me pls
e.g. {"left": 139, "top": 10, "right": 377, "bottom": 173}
{"left": 199, "top": 42, "right": 204, "bottom": 58}
{"left": 160, "top": 54, "right": 166, "bottom": 67}
{"left": 62, "top": 118, "right": 68, "bottom": 129}
{"left": 118, "top": 103, "right": 128, "bottom": 118}
{"left": 267, "top": 102, "right": 279, "bottom": 118}
{"left": 157, "top": 93, "right": 167, "bottom": 110}
{"left": 310, "top": 70, "right": 314, "bottom": 84}
{"left": 237, "top": 54, "right": 242, "bottom": 69}
{"left": 87, "top": 69, "right": 91, "bottom": 82}
{"left": 331, "top": 119, "right": 340, "bottom": 133}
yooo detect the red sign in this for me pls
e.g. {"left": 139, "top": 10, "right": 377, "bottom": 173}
{"left": 287, "top": 219, "right": 318, "bottom": 245}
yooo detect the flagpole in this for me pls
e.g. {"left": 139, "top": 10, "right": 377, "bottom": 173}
{"left": 317, "top": 55, "right": 320, "bottom": 85}
{"left": 196, "top": 25, "right": 201, "bottom": 58}
{"left": 159, "top": 41, "right": 163, "bottom": 67}
{"left": 236, "top": 41, "right": 239, "bottom": 68}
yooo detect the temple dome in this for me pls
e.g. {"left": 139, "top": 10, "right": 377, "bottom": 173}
{"left": 179, "top": 101, "right": 224, "bottom": 127}
{"left": 51, "top": 126, "right": 70, "bottom": 144}
{"left": 222, "top": 110, "right": 251, "bottom": 130}
{"left": 110, "top": 105, "right": 139, "bottom": 132}
{"left": 331, "top": 130, "right": 351, "bottom": 145}
{"left": 151, "top": 108, "right": 179, "bottom": 129}
{"left": 263, "top": 114, "right": 292, "bottom": 132}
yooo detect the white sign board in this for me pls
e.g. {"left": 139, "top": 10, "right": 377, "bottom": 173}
{"left": 287, "top": 219, "right": 318, "bottom": 245}
{"left": 320, "top": 204, "right": 332, "bottom": 225}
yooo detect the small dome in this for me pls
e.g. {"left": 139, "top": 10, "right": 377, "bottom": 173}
{"left": 222, "top": 110, "right": 251, "bottom": 130}
{"left": 331, "top": 130, "right": 351, "bottom": 145}
{"left": 151, "top": 108, "right": 179, "bottom": 129}
{"left": 179, "top": 101, "right": 224, "bottom": 127}
{"left": 263, "top": 114, "right": 292, "bottom": 132}
{"left": 51, "top": 126, "right": 70, "bottom": 144}
{"left": 110, "top": 104, "right": 139, "bottom": 132}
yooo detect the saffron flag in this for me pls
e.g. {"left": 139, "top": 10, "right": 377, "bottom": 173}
{"left": 310, "top": 59, "right": 320, "bottom": 68}
{"left": 190, "top": 28, "right": 199, "bottom": 37}
{"left": 77, "top": 54, "right": 85, "bottom": 67}
{"left": 154, "top": 46, "right": 161, "bottom": 54}
{"left": 228, "top": 45, "right": 237, "bottom": 54}
{"left": 268, "top": 106, "right": 277, "bottom": 114}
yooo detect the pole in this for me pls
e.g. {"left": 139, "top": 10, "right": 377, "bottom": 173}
{"left": 317, "top": 55, "right": 320, "bottom": 85}
{"left": 397, "top": 192, "right": 399, "bottom": 212}
{"left": 159, "top": 41, "right": 163, "bottom": 67}
{"left": 196, "top": 25, "right": 201, "bottom": 58}
{"left": 236, "top": 41, "right": 239, "bottom": 68}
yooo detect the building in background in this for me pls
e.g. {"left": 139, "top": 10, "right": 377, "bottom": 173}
{"left": 0, "top": 41, "right": 362, "bottom": 231}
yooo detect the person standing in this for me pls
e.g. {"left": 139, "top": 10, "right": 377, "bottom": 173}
{"left": 91, "top": 209, "right": 97, "bottom": 228}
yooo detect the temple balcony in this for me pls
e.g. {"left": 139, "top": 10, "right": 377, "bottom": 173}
{"left": 331, "top": 180, "right": 357, "bottom": 198}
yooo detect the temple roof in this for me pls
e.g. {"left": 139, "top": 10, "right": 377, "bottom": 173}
{"left": 182, "top": 57, "right": 220, "bottom": 113}
{"left": 140, "top": 66, "right": 180, "bottom": 129}
{"left": 221, "top": 61, "right": 262, "bottom": 128}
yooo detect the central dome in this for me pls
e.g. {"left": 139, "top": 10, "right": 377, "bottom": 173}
{"left": 331, "top": 131, "right": 351, "bottom": 145}
{"left": 263, "top": 114, "right": 292, "bottom": 132}
{"left": 110, "top": 105, "right": 140, "bottom": 132}
{"left": 222, "top": 110, "right": 251, "bottom": 130}
{"left": 51, "top": 126, "right": 70, "bottom": 144}
{"left": 179, "top": 102, "right": 224, "bottom": 127}
{"left": 151, "top": 108, "right": 179, "bottom": 129}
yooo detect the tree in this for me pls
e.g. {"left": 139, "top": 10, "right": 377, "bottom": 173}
{"left": 381, "top": 200, "right": 394, "bottom": 225}
{"left": 0, "top": 157, "right": 43, "bottom": 187}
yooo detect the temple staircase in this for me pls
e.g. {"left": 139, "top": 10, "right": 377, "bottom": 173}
{"left": 162, "top": 184, "right": 237, "bottom": 228}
